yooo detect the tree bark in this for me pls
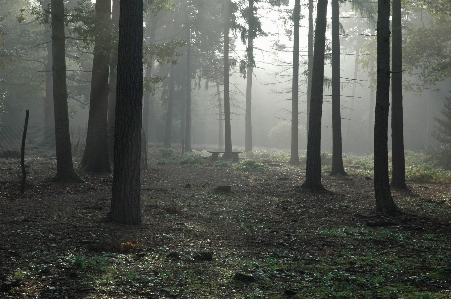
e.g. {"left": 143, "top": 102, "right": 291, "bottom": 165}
{"left": 81, "top": 0, "right": 111, "bottom": 173}
{"left": 107, "top": 0, "right": 120, "bottom": 162}
{"left": 244, "top": 0, "right": 254, "bottom": 153}
{"left": 110, "top": 0, "right": 143, "bottom": 225}
{"left": 306, "top": 0, "right": 313, "bottom": 134}
{"left": 330, "top": 0, "right": 346, "bottom": 176}
{"left": 289, "top": 0, "right": 300, "bottom": 165}
{"left": 390, "top": 0, "right": 407, "bottom": 189}
{"left": 184, "top": 8, "right": 192, "bottom": 152}
{"left": 302, "top": 0, "right": 328, "bottom": 190}
{"left": 51, "top": 0, "right": 79, "bottom": 183}
{"left": 374, "top": 0, "right": 400, "bottom": 214}
{"left": 143, "top": 13, "right": 157, "bottom": 144}
{"left": 223, "top": 0, "right": 232, "bottom": 157}
{"left": 42, "top": 1, "right": 54, "bottom": 147}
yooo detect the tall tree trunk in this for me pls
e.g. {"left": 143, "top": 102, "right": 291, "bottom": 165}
{"left": 81, "top": 0, "right": 111, "bottom": 173}
{"left": 374, "top": 0, "right": 400, "bottom": 214}
{"left": 217, "top": 82, "right": 224, "bottom": 150}
{"left": 223, "top": 0, "right": 232, "bottom": 157}
{"left": 390, "top": 0, "right": 406, "bottom": 189}
{"left": 42, "top": 2, "right": 55, "bottom": 147}
{"left": 330, "top": 0, "right": 346, "bottom": 175}
{"left": 306, "top": 0, "right": 313, "bottom": 134}
{"left": 184, "top": 8, "right": 192, "bottom": 152}
{"left": 51, "top": 0, "right": 79, "bottom": 183}
{"left": 244, "top": 0, "right": 254, "bottom": 153}
{"left": 107, "top": 0, "right": 120, "bottom": 162}
{"left": 164, "top": 64, "right": 175, "bottom": 148}
{"left": 110, "top": 0, "right": 143, "bottom": 225}
{"left": 302, "top": 0, "right": 328, "bottom": 190}
{"left": 289, "top": 0, "right": 300, "bottom": 165}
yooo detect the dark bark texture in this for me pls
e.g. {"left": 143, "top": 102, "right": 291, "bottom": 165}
{"left": 302, "top": 0, "right": 328, "bottom": 190}
{"left": 51, "top": 0, "right": 79, "bottom": 183}
{"left": 81, "top": 0, "right": 112, "bottom": 173}
{"left": 223, "top": 0, "right": 232, "bottom": 156}
{"left": 306, "top": 0, "right": 313, "bottom": 134}
{"left": 390, "top": 0, "right": 407, "bottom": 189}
{"left": 374, "top": 0, "right": 400, "bottom": 214}
{"left": 164, "top": 64, "right": 175, "bottom": 148}
{"left": 289, "top": 0, "right": 300, "bottom": 165}
{"left": 244, "top": 0, "right": 254, "bottom": 153}
{"left": 330, "top": 0, "right": 346, "bottom": 176}
{"left": 110, "top": 0, "right": 143, "bottom": 225}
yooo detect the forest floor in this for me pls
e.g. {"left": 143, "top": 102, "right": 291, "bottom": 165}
{"left": 1, "top": 148, "right": 451, "bottom": 299}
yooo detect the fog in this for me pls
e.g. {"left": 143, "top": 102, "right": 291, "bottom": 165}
{"left": 0, "top": 0, "right": 448, "bottom": 155}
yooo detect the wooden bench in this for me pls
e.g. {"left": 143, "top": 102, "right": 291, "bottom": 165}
{"left": 207, "top": 151, "right": 242, "bottom": 163}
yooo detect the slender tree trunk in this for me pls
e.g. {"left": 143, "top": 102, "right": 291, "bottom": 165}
{"left": 302, "top": 0, "right": 328, "bottom": 190}
{"left": 217, "top": 82, "right": 224, "bottom": 150}
{"left": 81, "top": 0, "right": 111, "bottom": 173}
{"left": 107, "top": 0, "right": 120, "bottom": 162}
{"left": 51, "top": 0, "right": 79, "bottom": 183}
{"left": 184, "top": 9, "right": 192, "bottom": 152}
{"left": 330, "top": 0, "right": 346, "bottom": 175}
{"left": 164, "top": 64, "right": 175, "bottom": 148}
{"left": 110, "top": 0, "right": 143, "bottom": 225}
{"left": 223, "top": 0, "right": 232, "bottom": 156}
{"left": 374, "top": 0, "right": 400, "bottom": 214}
{"left": 42, "top": 3, "right": 54, "bottom": 147}
{"left": 244, "top": 0, "right": 254, "bottom": 153}
{"left": 390, "top": 0, "right": 406, "bottom": 189}
{"left": 306, "top": 0, "right": 313, "bottom": 134}
{"left": 289, "top": 0, "right": 300, "bottom": 165}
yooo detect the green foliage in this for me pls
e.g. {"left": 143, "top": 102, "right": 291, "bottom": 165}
{"left": 178, "top": 154, "right": 204, "bottom": 166}
{"left": 74, "top": 255, "right": 106, "bottom": 272}
{"left": 213, "top": 160, "right": 232, "bottom": 169}
{"left": 234, "top": 160, "right": 266, "bottom": 172}
{"left": 160, "top": 147, "right": 175, "bottom": 158}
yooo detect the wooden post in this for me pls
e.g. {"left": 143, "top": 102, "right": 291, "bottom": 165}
{"left": 21, "top": 110, "right": 29, "bottom": 193}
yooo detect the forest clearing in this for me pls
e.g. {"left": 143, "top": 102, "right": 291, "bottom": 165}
{"left": 1, "top": 148, "right": 451, "bottom": 298}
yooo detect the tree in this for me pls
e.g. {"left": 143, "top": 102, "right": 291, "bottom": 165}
{"left": 223, "top": 0, "right": 232, "bottom": 156}
{"left": 163, "top": 62, "right": 176, "bottom": 148}
{"left": 390, "top": 0, "right": 406, "bottom": 189}
{"left": 110, "top": 0, "right": 143, "bottom": 225}
{"left": 330, "top": 0, "right": 346, "bottom": 176}
{"left": 107, "top": 0, "right": 120, "bottom": 161}
{"left": 184, "top": 2, "right": 192, "bottom": 152}
{"left": 374, "top": 0, "right": 400, "bottom": 214}
{"left": 80, "top": 0, "right": 112, "bottom": 173}
{"left": 302, "top": 0, "right": 328, "bottom": 190}
{"left": 306, "top": 0, "right": 314, "bottom": 134}
{"left": 289, "top": 0, "right": 300, "bottom": 165}
{"left": 51, "top": 0, "right": 80, "bottom": 183}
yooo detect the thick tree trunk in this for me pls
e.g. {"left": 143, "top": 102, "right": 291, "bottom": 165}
{"left": 107, "top": 0, "right": 120, "bottom": 162}
{"left": 306, "top": 0, "right": 313, "bottom": 134}
{"left": 374, "top": 0, "right": 400, "bottom": 214}
{"left": 164, "top": 64, "right": 175, "bottom": 148}
{"left": 223, "top": 0, "right": 232, "bottom": 157}
{"left": 81, "top": 0, "right": 111, "bottom": 173}
{"left": 390, "top": 0, "right": 406, "bottom": 189}
{"left": 302, "top": 0, "right": 328, "bottom": 190}
{"left": 289, "top": 0, "right": 300, "bottom": 165}
{"left": 110, "top": 0, "right": 143, "bottom": 225}
{"left": 51, "top": 0, "right": 79, "bottom": 183}
{"left": 330, "top": 0, "right": 346, "bottom": 175}
{"left": 346, "top": 47, "right": 359, "bottom": 146}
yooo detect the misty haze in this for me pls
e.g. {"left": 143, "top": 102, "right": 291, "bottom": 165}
{"left": 0, "top": 0, "right": 450, "bottom": 298}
